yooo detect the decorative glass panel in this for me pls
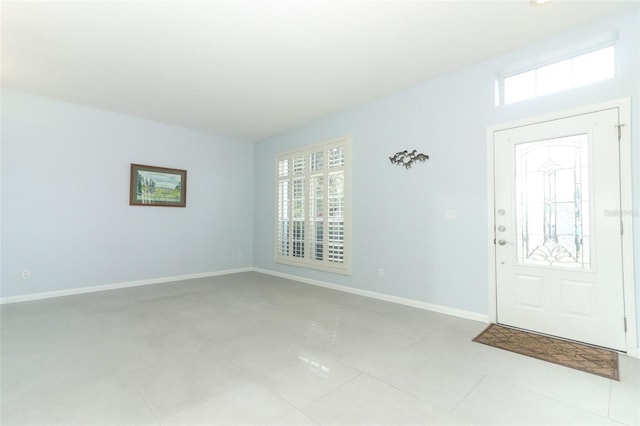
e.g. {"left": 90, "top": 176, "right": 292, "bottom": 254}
{"left": 515, "top": 134, "right": 590, "bottom": 269}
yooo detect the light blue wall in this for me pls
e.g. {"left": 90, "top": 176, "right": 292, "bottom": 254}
{"left": 253, "top": 8, "right": 640, "bottom": 328}
{"left": 1, "top": 90, "right": 254, "bottom": 298}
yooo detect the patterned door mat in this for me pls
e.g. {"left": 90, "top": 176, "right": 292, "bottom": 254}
{"left": 473, "top": 324, "right": 619, "bottom": 380}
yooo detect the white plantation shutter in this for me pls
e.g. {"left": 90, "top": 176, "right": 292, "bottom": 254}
{"left": 276, "top": 137, "right": 351, "bottom": 274}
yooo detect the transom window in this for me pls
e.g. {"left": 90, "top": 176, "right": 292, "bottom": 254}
{"left": 499, "top": 45, "right": 615, "bottom": 105}
{"left": 276, "top": 137, "right": 351, "bottom": 274}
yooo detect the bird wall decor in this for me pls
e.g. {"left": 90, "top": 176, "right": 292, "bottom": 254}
{"left": 389, "top": 150, "right": 429, "bottom": 169}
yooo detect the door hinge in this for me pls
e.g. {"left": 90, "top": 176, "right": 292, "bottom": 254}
{"left": 621, "top": 220, "right": 624, "bottom": 235}
{"left": 624, "top": 317, "right": 627, "bottom": 332}
{"left": 616, "top": 123, "right": 625, "bottom": 141}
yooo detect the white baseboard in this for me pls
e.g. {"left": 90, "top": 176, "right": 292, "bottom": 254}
{"left": 0, "top": 267, "right": 253, "bottom": 304}
{"left": 253, "top": 267, "right": 489, "bottom": 323}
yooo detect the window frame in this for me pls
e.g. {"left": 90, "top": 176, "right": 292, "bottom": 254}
{"left": 274, "top": 136, "right": 352, "bottom": 275}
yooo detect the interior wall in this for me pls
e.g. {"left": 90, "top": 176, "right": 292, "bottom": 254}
{"left": 253, "top": 9, "right": 640, "bottom": 328}
{"left": 1, "top": 89, "right": 254, "bottom": 298}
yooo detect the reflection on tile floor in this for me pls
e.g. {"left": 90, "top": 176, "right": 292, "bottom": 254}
{"left": 1, "top": 272, "right": 639, "bottom": 425}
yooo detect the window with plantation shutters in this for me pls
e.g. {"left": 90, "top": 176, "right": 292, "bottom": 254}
{"left": 276, "top": 137, "right": 351, "bottom": 274}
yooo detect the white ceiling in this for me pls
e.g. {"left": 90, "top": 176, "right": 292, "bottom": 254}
{"left": 2, "top": 1, "right": 637, "bottom": 141}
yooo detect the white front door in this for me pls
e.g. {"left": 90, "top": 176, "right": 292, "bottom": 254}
{"left": 494, "top": 107, "right": 626, "bottom": 351}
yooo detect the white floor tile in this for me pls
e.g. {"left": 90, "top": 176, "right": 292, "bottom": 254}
{"left": 2, "top": 272, "right": 637, "bottom": 426}
{"left": 130, "top": 359, "right": 246, "bottom": 418}
{"left": 226, "top": 333, "right": 362, "bottom": 408}
{"left": 609, "top": 355, "right": 640, "bottom": 426}
{"left": 1, "top": 374, "right": 158, "bottom": 426}
{"left": 272, "top": 408, "right": 320, "bottom": 425}
{"left": 339, "top": 342, "right": 485, "bottom": 412}
{"left": 303, "top": 374, "right": 465, "bottom": 425}
{"left": 454, "top": 375, "right": 621, "bottom": 425}
{"left": 156, "top": 376, "right": 295, "bottom": 425}
{"left": 412, "top": 336, "right": 613, "bottom": 417}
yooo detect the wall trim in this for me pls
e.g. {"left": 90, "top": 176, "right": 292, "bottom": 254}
{"left": 0, "top": 267, "right": 253, "bottom": 304}
{"left": 253, "top": 267, "right": 489, "bottom": 323}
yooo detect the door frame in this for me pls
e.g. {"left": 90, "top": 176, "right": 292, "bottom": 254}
{"left": 487, "top": 98, "right": 637, "bottom": 358}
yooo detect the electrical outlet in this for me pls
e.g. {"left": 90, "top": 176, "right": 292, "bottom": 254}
{"left": 377, "top": 268, "right": 384, "bottom": 278}
{"left": 22, "top": 269, "right": 32, "bottom": 279}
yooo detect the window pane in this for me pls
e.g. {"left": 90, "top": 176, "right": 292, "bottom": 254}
{"left": 278, "top": 221, "right": 289, "bottom": 256}
{"left": 310, "top": 151, "right": 324, "bottom": 172}
{"left": 328, "top": 147, "right": 344, "bottom": 168}
{"left": 504, "top": 70, "right": 536, "bottom": 104}
{"left": 309, "top": 176, "right": 324, "bottom": 219}
{"left": 328, "top": 173, "right": 344, "bottom": 218}
{"left": 328, "top": 172, "right": 344, "bottom": 264}
{"left": 573, "top": 46, "right": 614, "bottom": 87}
{"left": 292, "top": 178, "right": 305, "bottom": 218}
{"left": 328, "top": 222, "right": 344, "bottom": 263}
{"left": 293, "top": 156, "right": 305, "bottom": 175}
{"left": 309, "top": 176, "right": 324, "bottom": 261}
{"left": 536, "top": 59, "right": 571, "bottom": 96}
{"left": 501, "top": 45, "right": 615, "bottom": 105}
{"left": 292, "top": 221, "right": 305, "bottom": 258}
{"left": 311, "top": 222, "right": 323, "bottom": 261}
{"left": 278, "top": 159, "right": 289, "bottom": 177}
{"left": 277, "top": 181, "right": 289, "bottom": 256}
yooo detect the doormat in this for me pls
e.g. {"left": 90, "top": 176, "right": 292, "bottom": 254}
{"left": 473, "top": 324, "right": 619, "bottom": 380}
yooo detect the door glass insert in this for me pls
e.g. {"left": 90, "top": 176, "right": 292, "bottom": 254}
{"left": 515, "top": 134, "right": 590, "bottom": 269}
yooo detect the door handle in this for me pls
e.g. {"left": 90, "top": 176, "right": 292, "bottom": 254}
{"left": 498, "top": 239, "right": 508, "bottom": 246}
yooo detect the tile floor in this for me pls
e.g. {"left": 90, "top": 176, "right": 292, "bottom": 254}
{"left": 1, "top": 272, "right": 638, "bottom": 425}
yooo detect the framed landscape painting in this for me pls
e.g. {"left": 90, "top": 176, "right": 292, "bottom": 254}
{"left": 130, "top": 164, "right": 187, "bottom": 207}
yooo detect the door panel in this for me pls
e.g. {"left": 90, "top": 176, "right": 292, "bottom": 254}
{"left": 514, "top": 274, "right": 544, "bottom": 310}
{"left": 494, "top": 108, "right": 625, "bottom": 350}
